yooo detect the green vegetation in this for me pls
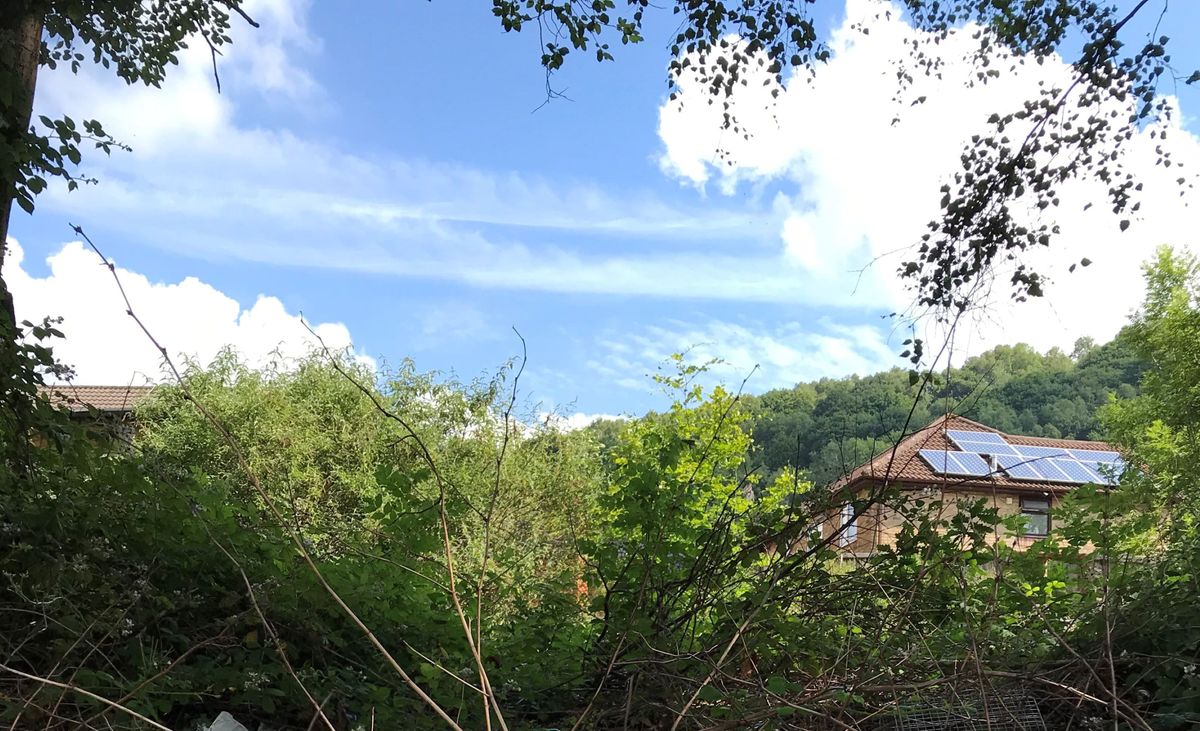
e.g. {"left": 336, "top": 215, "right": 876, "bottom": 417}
{"left": 2, "top": 346, "right": 606, "bottom": 728}
{"left": 1, "top": 249, "right": 1199, "bottom": 728}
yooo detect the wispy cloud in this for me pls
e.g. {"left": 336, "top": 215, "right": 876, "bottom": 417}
{"left": 591, "top": 317, "right": 904, "bottom": 394}
{"left": 23, "top": 0, "right": 869, "bottom": 309}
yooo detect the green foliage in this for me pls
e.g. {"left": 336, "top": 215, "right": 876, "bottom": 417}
{"left": 136, "top": 351, "right": 390, "bottom": 548}
{"left": 1103, "top": 247, "right": 1200, "bottom": 522}
{"left": 2, "top": 346, "right": 606, "bottom": 728}
{"left": 4, "top": 254, "right": 1200, "bottom": 728}
{"left": 1024, "top": 247, "right": 1200, "bottom": 725}
{"left": 590, "top": 364, "right": 755, "bottom": 634}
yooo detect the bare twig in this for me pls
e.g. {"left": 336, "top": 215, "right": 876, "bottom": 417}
{"left": 299, "top": 317, "right": 509, "bottom": 729}
{"left": 0, "top": 662, "right": 173, "bottom": 731}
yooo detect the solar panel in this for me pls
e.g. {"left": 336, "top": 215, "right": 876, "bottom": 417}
{"left": 1030, "top": 458, "right": 1072, "bottom": 482}
{"left": 947, "top": 430, "right": 1007, "bottom": 447}
{"left": 949, "top": 452, "right": 991, "bottom": 476}
{"left": 1015, "top": 445, "right": 1072, "bottom": 459}
{"left": 1067, "top": 449, "right": 1121, "bottom": 463}
{"left": 919, "top": 449, "right": 991, "bottom": 477}
{"left": 1050, "top": 458, "right": 1097, "bottom": 484}
{"left": 919, "top": 449, "right": 952, "bottom": 474}
{"left": 1080, "top": 460, "right": 1123, "bottom": 485}
{"left": 923, "top": 436, "right": 1124, "bottom": 485}
{"left": 953, "top": 440, "right": 1021, "bottom": 456}
{"left": 996, "top": 454, "right": 1043, "bottom": 480}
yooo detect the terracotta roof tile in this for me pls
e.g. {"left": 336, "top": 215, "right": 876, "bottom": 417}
{"left": 830, "top": 414, "right": 1117, "bottom": 495}
{"left": 39, "top": 385, "right": 156, "bottom": 413}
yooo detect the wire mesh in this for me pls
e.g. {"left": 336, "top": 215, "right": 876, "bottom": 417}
{"left": 886, "top": 688, "right": 1047, "bottom": 731}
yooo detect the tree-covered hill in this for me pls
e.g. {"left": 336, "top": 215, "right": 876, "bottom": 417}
{"left": 738, "top": 333, "right": 1147, "bottom": 486}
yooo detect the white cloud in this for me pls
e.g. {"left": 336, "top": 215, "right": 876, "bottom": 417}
{"left": 658, "top": 0, "right": 1200, "bottom": 358}
{"left": 593, "top": 317, "right": 902, "bottom": 394}
{"left": 7, "top": 239, "right": 370, "bottom": 384}
{"left": 30, "top": 0, "right": 320, "bottom": 158}
{"left": 236, "top": 0, "right": 322, "bottom": 99}
{"left": 539, "top": 412, "right": 625, "bottom": 431}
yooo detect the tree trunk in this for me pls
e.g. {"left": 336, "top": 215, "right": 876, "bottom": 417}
{"left": 0, "top": 3, "right": 45, "bottom": 461}
{"left": 1, "top": 2, "right": 43, "bottom": 267}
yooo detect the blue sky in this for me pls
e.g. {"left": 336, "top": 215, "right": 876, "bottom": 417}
{"left": 8, "top": 0, "right": 1200, "bottom": 420}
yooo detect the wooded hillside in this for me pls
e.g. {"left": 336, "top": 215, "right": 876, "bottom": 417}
{"left": 741, "top": 334, "right": 1146, "bottom": 485}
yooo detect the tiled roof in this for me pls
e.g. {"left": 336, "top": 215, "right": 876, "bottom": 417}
{"left": 40, "top": 385, "right": 156, "bottom": 413}
{"left": 830, "top": 414, "right": 1117, "bottom": 495}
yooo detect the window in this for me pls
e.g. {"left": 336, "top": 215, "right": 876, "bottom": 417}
{"left": 1020, "top": 497, "right": 1050, "bottom": 537}
{"left": 839, "top": 503, "right": 858, "bottom": 546}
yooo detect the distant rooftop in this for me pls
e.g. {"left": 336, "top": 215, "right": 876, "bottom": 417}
{"left": 832, "top": 414, "right": 1120, "bottom": 495}
{"left": 39, "top": 385, "right": 156, "bottom": 414}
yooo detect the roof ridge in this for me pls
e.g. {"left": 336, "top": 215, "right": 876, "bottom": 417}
{"left": 939, "top": 413, "right": 1000, "bottom": 432}
{"left": 38, "top": 384, "right": 157, "bottom": 413}
{"left": 40, "top": 384, "right": 156, "bottom": 390}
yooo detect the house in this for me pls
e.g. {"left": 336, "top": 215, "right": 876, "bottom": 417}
{"left": 826, "top": 414, "right": 1125, "bottom": 555}
{"left": 38, "top": 384, "right": 156, "bottom": 443}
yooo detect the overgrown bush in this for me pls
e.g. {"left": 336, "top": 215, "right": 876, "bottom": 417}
{"left": 1, "top": 249, "right": 1199, "bottom": 729}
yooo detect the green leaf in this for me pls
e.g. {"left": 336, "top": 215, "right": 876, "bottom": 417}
{"left": 697, "top": 685, "right": 723, "bottom": 702}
